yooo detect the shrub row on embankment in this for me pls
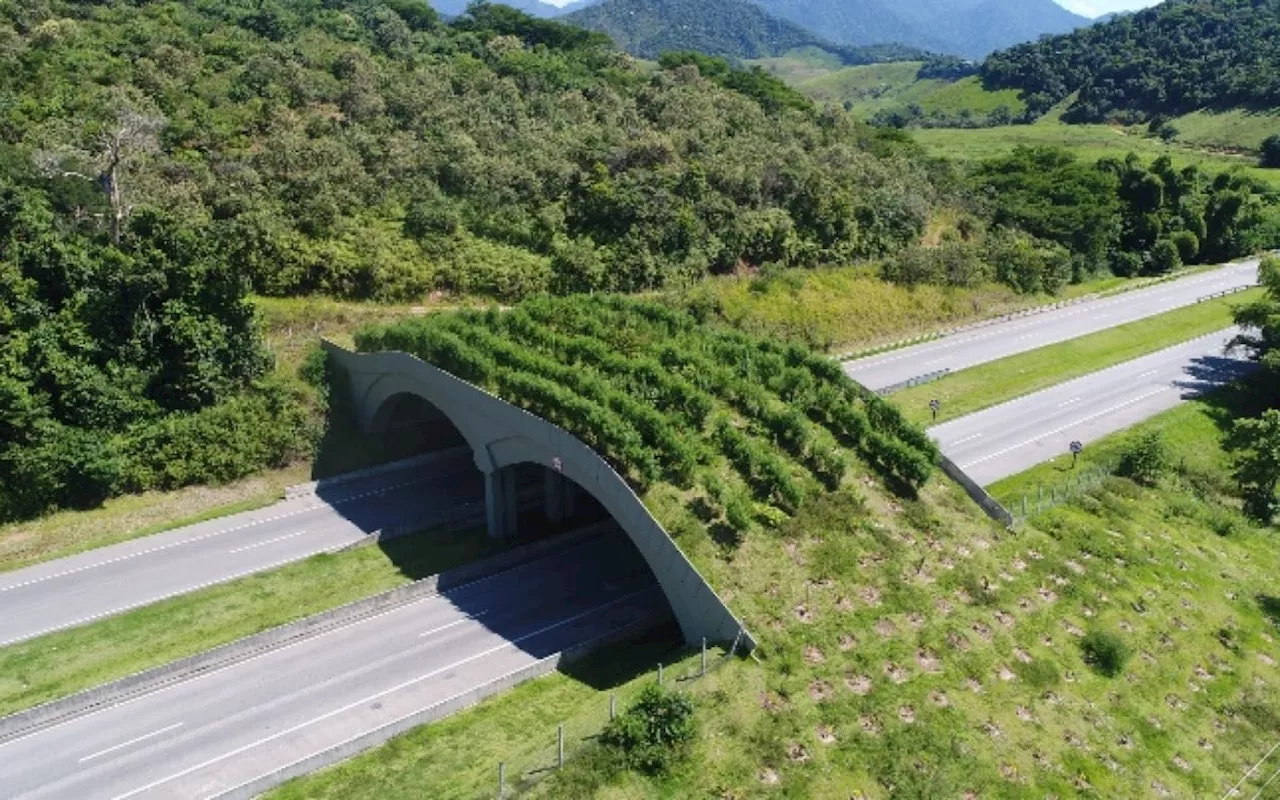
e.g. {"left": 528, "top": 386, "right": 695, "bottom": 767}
{"left": 355, "top": 295, "right": 938, "bottom": 529}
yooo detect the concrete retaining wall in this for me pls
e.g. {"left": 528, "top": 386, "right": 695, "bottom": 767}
{"left": 939, "top": 455, "right": 1014, "bottom": 528}
{"left": 0, "top": 524, "right": 614, "bottom": 743}
{"left": 284, "top": 446, "right": 471, "bottom": 501}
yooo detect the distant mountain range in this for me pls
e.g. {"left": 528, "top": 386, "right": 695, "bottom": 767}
{"left": 427, "top": 0, "right": 1096, "bottom": 60}
{"left": 752, "top": 0, "right": 1093, "bottom": 59}
{"left": 563, "top": 0, "right": 926, "bottom": 63}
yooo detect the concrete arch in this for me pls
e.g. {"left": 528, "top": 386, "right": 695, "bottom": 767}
{"left": 324, "top": 341, "right": 753, "bottom": 650}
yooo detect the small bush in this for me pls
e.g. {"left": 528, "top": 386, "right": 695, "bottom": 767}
{"left": 1014, "top": 658, "right": 1061, "bottom": 689}
{"left": 1080, "top": 629, "right": 1130, "bottom": 677}
{"left": 599, "top": 684, "right": 696, "bottom": 775}
{"left": 1116, "top": 429, "right": 1169, "bottom": 485}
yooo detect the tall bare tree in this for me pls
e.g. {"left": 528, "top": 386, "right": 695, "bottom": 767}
{"left": 36, "top": 102, "right": 164, "bottom": 245}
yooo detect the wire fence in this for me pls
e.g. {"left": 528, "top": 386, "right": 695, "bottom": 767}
{"left": 874, "top": 368, "right": 951, "bottom": 397}
{"left": 493, "top": 633, "right": 745, "bottom": 798}
{"left": 1001, "top": 459, "right": 1119, "bottom": 526}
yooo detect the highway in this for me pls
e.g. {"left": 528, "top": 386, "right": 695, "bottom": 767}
{"left": 844, "top": 258, "right": 1258, "bottom": 390}
{"left": 931, "top": 328, "right": 1254, "bottom": 486}
{"left": 0, "top": 532, "right": 665, "bottom": 800}
{"left": 0, "top": 450, "right": 489, "bottom": 647}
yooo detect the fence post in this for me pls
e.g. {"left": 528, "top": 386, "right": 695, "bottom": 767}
{"left": 658, "top": 662, "right": 664, "bottom": 685}
{"left": 497, "top": 762, "right": 504, "bottom": 799}
{"left": 610, "top": 693, "right": 616, "bottom": 721}
{"left": 558, "top": 724, "right": 564, "bottom": 769}
{"left": 1021, "top": 495, "right": 1028, "bottom": 519}
{"left": 701, "top": 637, "right": 707, "bottom": 676}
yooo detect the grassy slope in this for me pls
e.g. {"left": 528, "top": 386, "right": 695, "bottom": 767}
{"left": 268, "top": 382, "right": 1280, "bottom": 798}
{"left": 0, "top": 526, "right": 505, "bottom": 717}
{"left": 914, "top": 121, "right": 1280, "bottom": 189}
{"left": 787, "top": 62, "right": 1025, "bottom": 118}
{"left": 1171, "top": 108, "right": 1280, "bottom": 154}
{"left": 891, "top": 289, "right": 1260, "bottom": 426}
{"left": 692, "top": 266, "right": 1169, "bottom": 355}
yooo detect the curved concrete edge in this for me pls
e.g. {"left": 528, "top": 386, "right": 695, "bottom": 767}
{"left": 939, "top": 455, "right": 1013, "bottom": 529}
{"left": 0, "top": 524, "right": 614, "bottom": 743}
{"left": 324, "top": 342, "right": 755, "bottom": 652}
{"left": 209, "top": 610, "right": 672, "bottom": 800}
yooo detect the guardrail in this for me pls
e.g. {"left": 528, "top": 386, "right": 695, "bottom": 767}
{"left": 1197, "top": 284, "right": 1256, "bottom": 303}
{"left": 875, "top": 368, "right": 951, "bottom": 397}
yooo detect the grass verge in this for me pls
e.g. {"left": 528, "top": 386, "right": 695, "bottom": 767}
{"left": 0, "top": 463, "right": 311, "bottom": 574}
{"left": 891, "top": 288, "right": 1260, "bottom": 426}
{"left": 0, "top": 526, "right": 508, "bottom": 717}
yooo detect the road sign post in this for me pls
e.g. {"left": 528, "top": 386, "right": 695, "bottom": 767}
{"left": 1070, "top": 440, "right": 1083, "bottom": 469}
{"left": 929, "top": 398, "right": 940, "bottom": 422}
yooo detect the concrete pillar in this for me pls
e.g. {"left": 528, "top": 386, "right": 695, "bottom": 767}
{"left": 563, "top": 478, "right": 577, "bottom": 520}
{"left": 485, "top": 468, "right": 505, "bottom": 540}
{"left": 502, "top": 466, "right": 518, "bottom": 537}
{"left": 544, "top": 468, "right": 565, "bottom": 524}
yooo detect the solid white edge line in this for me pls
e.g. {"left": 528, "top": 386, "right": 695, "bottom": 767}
{"left": 0, "top": 469, "right": 464, "bottom": 593}
{"left": 110, "top": 588, "right": 653, "bottom": 800}
{"left": 78, "top": 722, "right": 184, "bottom": 763}
{"left": 959, "top": 386, "right": 1172, "bottom": 469}
{"left": 0, "top": 532, "right": 614, "bottom": 750}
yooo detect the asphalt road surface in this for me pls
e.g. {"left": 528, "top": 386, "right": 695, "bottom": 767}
{"left": 0, "top": 450, "right": 489, "bottom": 647}
{"left": 931, "top": 328, "right": 1254, "bottom": 486}
{"left": 0, "top": 532, "right": 665, "bottom": 800}
{"left": 844, "top": 258, "right": 1259, "bottom": 390}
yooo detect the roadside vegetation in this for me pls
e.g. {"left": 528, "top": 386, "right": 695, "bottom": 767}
{"left": 273, "top": 375, "right": 1280, "bottom": 798}
{"left": 891, "top": 289, "right": 1260, "bottom": 426}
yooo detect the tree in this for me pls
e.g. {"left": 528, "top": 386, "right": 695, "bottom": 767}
{"left": 1116, "top": 429, "right": 1168, "bottom": 485}
{"left": 1232, "top": 410, "right": 1280, "bottom": 523}
{"left": 35, "top": 98, "right": 164, "bottom": 245}
{"left": 1262, "top": 135, "right": 1280, "bottom": 169}
{"left": 1230, "top": 255, "right": 1280, "bottom": 383}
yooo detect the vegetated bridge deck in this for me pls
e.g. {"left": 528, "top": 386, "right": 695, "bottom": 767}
{"left": 330, "top": 295, "right": 943, "bottom": 649}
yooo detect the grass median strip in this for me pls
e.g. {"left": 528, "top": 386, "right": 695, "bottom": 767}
{"left": 891, "top": 288, "right": 1260, "bottom": 426}
{"left": 0, "top": 527, "right": 506, "bottom": 718}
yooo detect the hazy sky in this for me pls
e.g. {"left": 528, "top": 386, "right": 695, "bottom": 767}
{"left": 1054, "top": 0, "right": 1161, "bottom": 17}
{"left": 539, "top": 0, "right": 1166, "bottom": 17}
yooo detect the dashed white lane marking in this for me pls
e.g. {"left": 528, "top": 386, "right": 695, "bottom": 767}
{"left": 1137, "top": 369, "right": 1159, "bottom": 378}
{"left": 0, "top": 472, "right": 459, "bottom": 593}
{"left": 110, "top": 589, "right": 652, "bottom": 800}
{"left": 1057, "top": 397, "right": 1082, "bottom": 408}
{"left": 226, "top": 531, "right": 310, "bottom": 555}
{"left": 78, "top": 723, "right": 184, "bottom": 763}
{"left": 959, "top": 386, "right": 1172, "bottom": 469}
{"left": 951, "top": 433, "right": 983, "bottom": 445}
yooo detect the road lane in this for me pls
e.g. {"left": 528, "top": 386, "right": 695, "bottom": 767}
{"left": 0, "top": 451, "right": 487, "bottom": 646}
{"left": 843, "top": 258, "right": 1258, "bottom": 390}
{"left": 931, "top": 328, "right": 1254, "bottom": 486}
{"left": 0, "top": 532, "right": 666, "bottom": 800}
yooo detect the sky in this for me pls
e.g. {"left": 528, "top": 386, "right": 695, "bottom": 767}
{"left": 1053, "top": 0, "right": 1161, "bottom": 17}
{"left": 539, "top": 0, "right": 1165, "bottom": 16}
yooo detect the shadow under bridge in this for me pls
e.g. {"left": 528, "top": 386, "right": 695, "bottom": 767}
{"left": 322, "top": 341, "right": 754, "bottom": 651}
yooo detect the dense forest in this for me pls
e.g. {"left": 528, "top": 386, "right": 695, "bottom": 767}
{"left": 981, "top": 0, "right": 1280, "bottom": 121}
{"left": 563, "top": 0, "right": 922, "bottom": 63}
{"left": 1, "top": 0, "right": 1277, "bottom": 521}
{"left": 0, "top": 0, "right": 945, "bottom": 305}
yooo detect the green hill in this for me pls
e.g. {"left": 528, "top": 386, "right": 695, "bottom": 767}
{"left": 788, "top": 61, "right": 1024, "bottom": 120}
{"left": 981, "top": 0, "right": 1280, "bottom": 122}
{"left": 564, "top": 0, "right": 925, "bottom": 63}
